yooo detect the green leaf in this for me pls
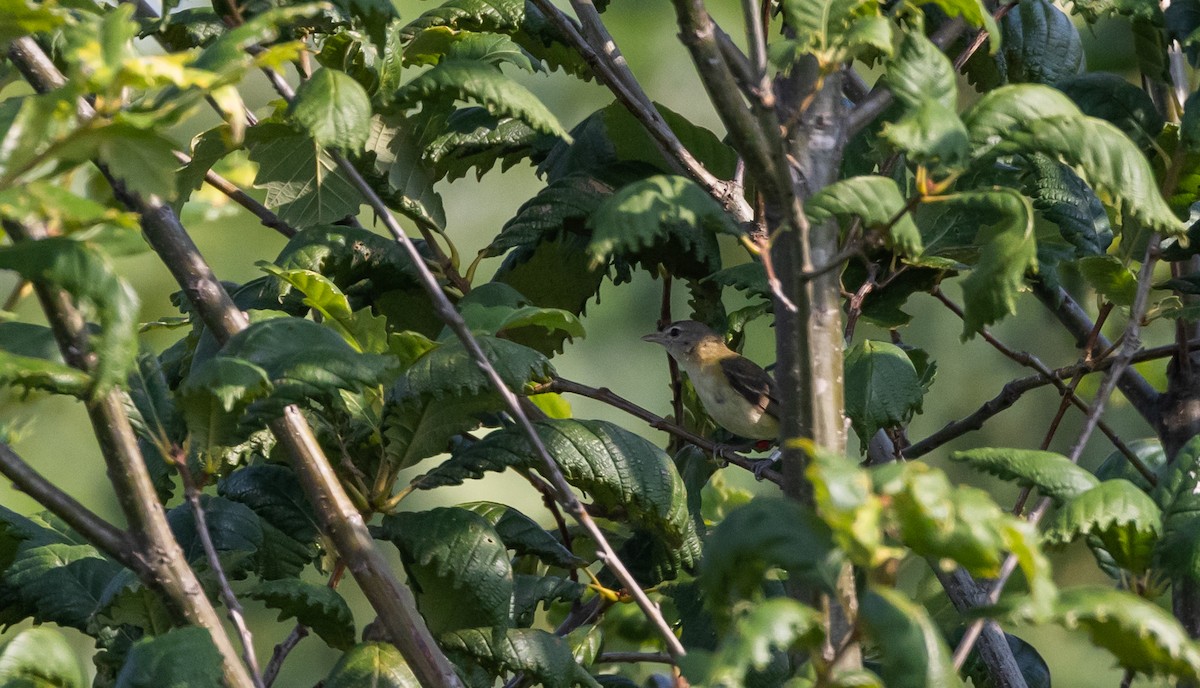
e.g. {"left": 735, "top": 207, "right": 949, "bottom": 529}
{"left": 0, "top": 350, "right": 92, "bottom": 397}
{"left": 700, "top": 497, "right": 843, "bottom": 611}
{"left": 290, "top": 68, "right": 373, "bottom": 151}
{"left": 399, "top": 0, "right": 526, "bottom": 39}
{"left": 246, "top": 122, "right": 362, "bottom": 228}
{"left": 93, "top": 123, "right": 181, "bottom": 201}
{"left": 808, "top": 176, "right": 921, "bottom": 256}
{"left": 681, "top": 598, "right": 824, "bottom": 687}
{"left": 0, "top": 627, "right": 85, "bottom": 688}
{"left": 0, "top": 0, "right": 69, "bottom": 45}
{"left": 887, "top": 29, "right": 957, "bottom": 110}
{"left": 454, "top": 282, "right": 585, "bottom": 354}
{"left": 881, "top": 100, "right": 970, "bottom": 169}
{"left": 512, "top": 574, "right": 584, "bottom": 626}
{"left": 1044, "top": 479, "right": 1162, "bottom": 574}
{"left": 1152, "top": 435, "right": 1200, "bottom": 579}
{"left": 1077, "top": 255, "right": 1138, "bottom": 306}
{"left": 1050, "top": 586, "right": 1200, "bottom": 680}
{"left": 844, "top": 340, "right": 925, "bottom": 445}
{"left": 1021, "top": 153, "right": 1113, "bottom": 257}
{"left": 416, "top": 419, "right": 699, "bottom": 565}
{"left": 426, "top": 107, "right": 549, "bottom": 182}
{"left": 249, "top": 579, "right": 355, "bottom": 650}
{"left": 965, "top": 84, "right": 1182, "bottom": 237}
{"left": 113, "top": 627, "right": 223, "bottom": 688}
{"left": 459, "top": 501, "right": 582, "bottom": 568}
{"left": 440, "top": 627, "right": 601, "bottom": 688}
{"left": 858, "top": 588, "right": 964, "bottom": 688}
{"left": 324, "top": 643, "right": 420, "bottom": 688}
{"left": 4, "top": 543, "right": 120, "bottom": 630}
{"left": 950, "top": 448, "right": 1099, "bottom": 504}
{"left": 394, "top": 335, "right": 554, "bottom": 400}
{"left": 382, "top": 392, "right": 500, "bottom": 471}
{"left": 364, "top": 113, "right": 448, "bottom": 230}
{"left": 396, "top": 61, "right": 569, "bottom": 140}
{"left": 167, "top": 495, "right": 264, "bottom": 575}
{"left": 707, "top": 261, "right": 769, "bottom": 300}
{"left": 587, "top": 174, "right": 737, "bottom": 279}
{"left": 950, "top": 190, "right": 1038, "bottom": 335}
{"left": 493, "top": 234, "right": 607, "bottom": 322}
{"left": 1098, "top": 438, "right": 1165, "bottom": 492}
{"left": 197, "top": 317, "right": 396, "bottom": 422}
{"left": 1000, "top": 0, "right": 1085, "bottom": 84}
{"left": 777, "top": 0, "right": 892, "bottom": 64}
{"left": 0, "top": 237, "right": 138, "bottom": 394}
{"left": 802, "top": 442, "right": 892, "bottom": 567}
{"left": 378, "top": 507, "right": 514, "bottom": 633}
{"left": 1064, "top": 0, "right": 1163, "bottom": 23}
{"left": 1055, "top": 73, "right": 1163, "bottom": 150}
{"left": 876, "top": 463, "right": 1055, "bottom": 609}
{"left": 273, "top": 224, "right": 420, "bottom": 296}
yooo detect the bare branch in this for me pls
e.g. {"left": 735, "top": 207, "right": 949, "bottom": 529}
{"left": 0, "top": 441, "right": 135, "bottom": 568}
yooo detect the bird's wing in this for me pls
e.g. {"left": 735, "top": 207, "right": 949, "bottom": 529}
{"left": 719, "top": 355, "right": 781, "bottom": 420}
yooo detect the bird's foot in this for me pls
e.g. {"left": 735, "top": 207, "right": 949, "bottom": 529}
{"left": 751, "top": 448, "right": 782, "bottom": 481}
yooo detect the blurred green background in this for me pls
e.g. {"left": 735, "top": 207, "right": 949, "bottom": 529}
{"left": 0, "top": 2, "right": 1172, "bottom": 685}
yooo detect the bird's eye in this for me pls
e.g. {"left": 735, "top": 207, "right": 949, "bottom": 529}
{"left": 668, "top": 326, "right": 681, "bottom": 337}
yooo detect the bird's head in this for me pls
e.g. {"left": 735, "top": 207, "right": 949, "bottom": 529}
{"left": 641, "top": 320, "right": 727, "bottom": 361}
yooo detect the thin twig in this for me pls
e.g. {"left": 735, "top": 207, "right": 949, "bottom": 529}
{"left": 262, "top": 562, "right": 346, "bottom": 687}
{"left": 523, "top": 0, "right": 751, "bottom": 221}
{"left": 529, "top": 377, "right": 782, "bottom": 484}
{"left": 932, "top": 289, "right": 1147, "bottom": 480}
{"left": 952, "top": 236, "right": 1162, "bottom": 669}
{"left": 173, "top": 453, "right": 266, "bottom": 688}
{"left": 905, "top": 338, "right": 1200, "bottom": 459}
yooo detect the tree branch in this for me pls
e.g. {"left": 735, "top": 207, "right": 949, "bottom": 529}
{"left": 0, "top": 441, "right": 135, "bottom": 568}
{"left": 3, "top": 37, "right": 464, "bottom": 688}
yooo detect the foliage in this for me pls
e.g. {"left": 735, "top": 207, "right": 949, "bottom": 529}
{"left": 1, "top": 0, "right": 1199, "bottom": 686}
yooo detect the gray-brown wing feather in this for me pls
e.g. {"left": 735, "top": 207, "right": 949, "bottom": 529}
{"left": 719, "top": 356, "right": 780, "bottom": 420}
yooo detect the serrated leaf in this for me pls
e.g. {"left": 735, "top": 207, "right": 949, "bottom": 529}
{"left": 808, "top": 176, "right": 923, "bottom": 256}
{"left": 1045, "top": 479, "right": 1161, "bottom": 574}
{"left": 364, "top": 113, "right": 447, "bottom": 231}
{"left": 273, "top": 224, "right": 421, "bottom": 296}
{"left": 426, "top": 107, "right": 548, "bottom": 182}
{"left": 707, "top": 262, "right": 769, "bottom": 300}
{"left": 399, "top": 0, "right": 526, "bottom": 39}
{"left": 486, "top": 168, "right": 635, "bottom": 257}
{"left": 382, "top": 393, "right": 500, "bottom": 470}
{"left": 415, "top": 419, "right": 699, "bottom": 564}
{"left": 1077, "top": 255, "right": 1138, "bottom": 306}
{"left": 113, "top": 627, "right": 223, "bottom": 688}
{"left": 440, "top": 627, "right": 601, "bottom": 688}
{"left": 681, "top": 598, "right": 824, "bottom": 687}
{"left": 803, "top": 443, "right": 891, "bottom": 567}
{"left": 950, "top": 448, "right": 1099, "bottom": 504}
{"left": 0, "top": 237, "right": 138, "bottom": 394}
{"left": 881, "top": 100, "right": 970, "bottom": 169}
{"left": 1051, "top": 586, "right": 1200, "bottom": 680}
{"left": 587, "top": 174, "right": 736, "bottom": 279}
{"left": 246, "top": 122, "right": 362, "bottom": 228}
{"left": 949, "top": 190, "right": 1037, "bottom": 335}
{"left": 460, "top": 501, "right": 582, "bottom": 568}
{"left": 1098, "top": 438, "right": 1164, "bottom": 492}
{"left": 778, "top": 0, "right": 891, "bottom": 65}
{"left": 396, "top": 61, "right": 569, "bottom": 139}
{"left": 887, "top": 29, "right": 956, "bottom": 110}
{"left": 166, "top": 495, "right": 263, "bottom": 577}
{"left": 1001, "top": 0, "right": 1085, "bottom": 84}
{"left": 965, "top": 84, "right": 1182, "bottom": 237}
{"left": 1022, "top": 152, "right": 1113, "bottom": 257}
{"left": 4, "top": 543, "right": 120, "bottom": 630}
{"left": 858, "top": 588, "right": 964, "bottom": 688}
{"left": 378, "top": 507, "right": 514, "bottom": 633}
{"left": 1064, "top": 0, "right": 1162, "bottom": 23}
{"left": 700, "top": 497, "right": 843, "bottom": 612}
{"left": 0, "top": 627, "right": 84, "bottom": 688}
{"left": 249, "top": 579, "right": 355, "bottom": 650}
{"left": 290, "top": 67, "right": 372, "bottom": 151}
{"left": 325, "top": 642, "right": 420, "bottom": 688}
{"left": 493, "top": 234, "right": 607, "bottom": 321}
{"left": 844, "top": 340, "right": 925, "bottom": 445}
{"left": 1152, "top": 435, "right": 1200, "bottom": 579}
{"left": 394, "top": 335, "right": 554, "bottom": 400}
{"left": 512, "top": 574, "right": 584, "bottom": 626}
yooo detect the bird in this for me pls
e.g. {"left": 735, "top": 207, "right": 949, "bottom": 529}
{"left": 642, "top": 320, "right": 780, "bottom": 442}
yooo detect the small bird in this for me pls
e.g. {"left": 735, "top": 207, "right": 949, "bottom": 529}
{"left": 642, "top": 320, "right": 780, "bottom": 442}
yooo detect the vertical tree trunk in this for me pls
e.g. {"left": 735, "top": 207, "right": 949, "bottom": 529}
{"left": 772, "top": 63, "right": 860, "bottom": 668}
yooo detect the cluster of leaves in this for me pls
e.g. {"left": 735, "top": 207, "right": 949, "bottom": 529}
{"left": 4, "top": 0, "right": 1200, "bottom": 684}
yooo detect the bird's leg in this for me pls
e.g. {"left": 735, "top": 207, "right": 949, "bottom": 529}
{"left": 751, "top": 448, "right": 782, "bottom": 481}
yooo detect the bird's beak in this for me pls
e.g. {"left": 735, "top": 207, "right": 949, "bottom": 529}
{"left": 641, "top": 331, "right": 665, "bottom": 344}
